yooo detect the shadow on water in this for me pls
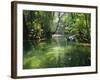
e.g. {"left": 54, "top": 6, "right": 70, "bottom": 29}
{"left": 23, "top": 40, "right": 41, "bottom": 55}
{"left": 23, "top": 40, "right": 33, "bottom": 53}
{"left": 63, "top": 43, "right": 91, "bottom": 67}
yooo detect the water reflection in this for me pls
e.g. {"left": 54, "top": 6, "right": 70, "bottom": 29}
{"left": 23, "top": 35, "right": 91, "bottom": 69}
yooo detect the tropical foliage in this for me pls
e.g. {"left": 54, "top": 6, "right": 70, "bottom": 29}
{"left": 23, "top": 10, "right": 91, "bottom": 69}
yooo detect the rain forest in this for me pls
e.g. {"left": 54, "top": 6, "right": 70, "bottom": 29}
{"left": 23, "top": 10, "right": 91, "bottom": 69}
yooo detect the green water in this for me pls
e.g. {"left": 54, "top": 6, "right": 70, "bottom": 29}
{"left": 23, "top": 38, "right": 90, "bottom": 69}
